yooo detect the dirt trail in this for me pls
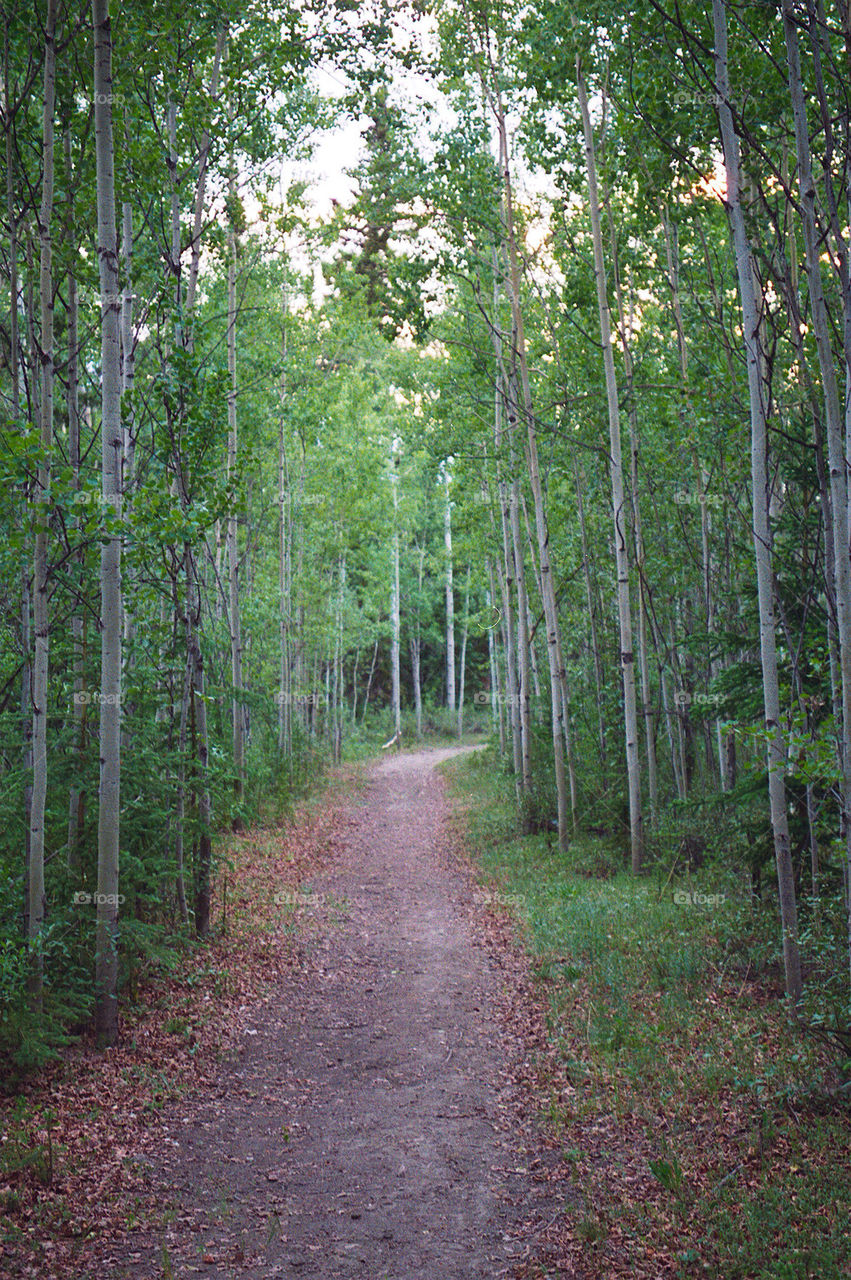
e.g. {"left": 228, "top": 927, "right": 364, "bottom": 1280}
{"left": 100, "top": 747, "right": 563, "bottom": 1279}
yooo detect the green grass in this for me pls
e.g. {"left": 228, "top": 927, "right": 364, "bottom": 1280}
{"left": 442, "top": 747, "right": 851, "bottom": 1278}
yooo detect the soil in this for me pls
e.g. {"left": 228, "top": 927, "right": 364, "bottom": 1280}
{"left": 90, "top": 746, "right": 570, "bottom": 1279}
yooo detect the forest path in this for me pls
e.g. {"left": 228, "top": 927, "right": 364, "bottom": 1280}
{"left": 98, "top": 746, "right": 565, "bottom": 1279}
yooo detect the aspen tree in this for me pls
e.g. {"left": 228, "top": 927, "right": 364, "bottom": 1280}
{"left": 782, "top": 0, "right": 851, "bottom": 982}
{"left": 28, "top": 0, "right": 58, "bottom": 1009}
{"left": 713, "top": 0, "right": 802, "bottom": 1003}
{"left": 576, "top": 41, "right": 644, "bottom": 869}
{"left": 93, "top": 0, "right": 123, "bottom": 1043}
{"left": 444, "top": 468, "right": 456, "bottom": 712}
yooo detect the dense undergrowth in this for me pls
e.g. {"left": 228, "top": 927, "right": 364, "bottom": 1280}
{"left": 444, "top": 745, "right": 851, "bottom": 1279}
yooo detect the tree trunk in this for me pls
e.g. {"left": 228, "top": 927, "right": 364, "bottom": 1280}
{"left": 361, "top": 636, "right": 379, "bottom": 725}
{"left": 444, "top": 471, "right": 455, "bottom": 712}
{"left": 187, "top": 547, "right": 212, "bottom": 937}
{"left": 486, "top": 566, "right": 506, "bottom": 753}
{"left": 185, "top": 30, "right": 226, "bottom": 330}
{"left": 411, "top": 542, "right": 424, "bottom": 738}
{"left": 28, "top": 0, "right": 58, "bottom": 1010}
{"left": 576, "top": 45, "right": 643, "bottom": 870}
{"left": 782, "top": 0, "right": 851, "bottom": 985}
{"left": 493, "top": 98, "right": 569, "bottom": 850}
{"left": 573, "top": 453, "right": 607, "bottom": 770}
{"left": 492, "top": 261, "right": 522, "bottom": 779}
{"left": 93, "top": 0, "right": 123, "bottom": 1044}
{"left": 457, "top": 566, "right": 471, "bottom": 738}
{"left": 65, "top": 126, "right": 86, "bottom": 869}
{"left": 715, "top": 0, "right": 802, "bottom": 1004}
{"left": 174, "top": 653, "right": 190, "bottom": 925}
{"left": 391, "top": 453, "right": 401, "bottom": 739}
{"left": 227, "top": 145, "right": 244, "bottom": 817}
{"left": 278, "top": 283, "right": 291, "bottom": 756}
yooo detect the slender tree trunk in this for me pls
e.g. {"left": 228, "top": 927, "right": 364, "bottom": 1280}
{"left": 486, "top": 566, "right": 506, "bottom": 753}
{"left": 93, "top": 0, "right": 123, "bottom": 1044}
{"left": 457, "top": 566, "right": 471, "bottom": 738}
{"left": 444, "top": 472, "right": 455, "bottom": 712}
{"left": 391, "top": 453, "right": 401, "bottom": 739}
{"left": 28, "top": 0, "right": 59, "bottom": 1009}
{"left": 494, "top": 100, "right": 569, "bottom": 850}
{"left": 361, "top": 636, "right": 379, "bottom": 725}
{"left": 508, "top": 455, "right": 533, "bottom": 812}
{"left": 185, "top": 30, "right": 226, "bottom": 330}
{"left": 65, "top": 126, "right": 86, "bottom": 869}
{"left": 715, "top": 0, "right": 802, "bottom": 1003}
{"left": 226, "top": 148, "right": 244, "bottom": 817}
{"left": 576, "top": 46, "right": 643, "bottom": 870}
{"left": 5, "top": 30, "right": 34, "bottom": 908}
{"left": 663, "top": 210, "right": 722, "bottom": 791}
{"left": 186, "top": 547, "right": 212, "bottom": 937}
{"left": 492, "top": 261, "right": 522, "bottom": 778}
{"left": 278, "top": 283, "right": 291, "bottom": 756}
{"left": 573, "top": 453, "right": 607, "bottom": 770}
{"left": 335, "top": 554, "right": 345, "bottom": 762}
{"left": 119, "top": 158, "right": 135, "bottom": 746}
{"left": 412, "top": 542, "right": 424, "bottom": 738}
{"left": 410, "top": 636, "right": 422, "bottom": 738}
{"left": 615, "top": 253, "right": 659, "bottom": 823}
{"left": 174, "top": 654, "right": 190, "bottom": 925}
{"left": 351, "top": 648, "right": 360, "bottom": 724}
{"left": 782, "top": 0, "right": 851, "bottom": 983}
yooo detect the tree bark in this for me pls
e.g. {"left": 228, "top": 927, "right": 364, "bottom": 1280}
{"left": 782, "top": 0, "right": 851, "bottom": 985}
{"left": 226, "top": 138, "right": 244, "bottom": 816}
{"left": 28, "top": 0, "right": 58, "bottom": 1010}
{"left": 457, "top": 566, "right": 471, "bottom": 738}
{"left": 715, "top": 0, "right": 802, "bottom": 1004}
{"left": 576, "top": 44, "right": 643, "bottom": 870}
{"left": 444, "top": 470, "right": 455, "bottom": 712}
{"left": 93, "top": 0, "right": 123, "bottom": 1044}
{"left": 391, "top": 452, "right": 401, "bottom": 739}
{"left": 65, "top": 125, "right": 86, "bottom": 869}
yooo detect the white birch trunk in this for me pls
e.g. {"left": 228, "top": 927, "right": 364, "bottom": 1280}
{"left": 715, "top": 0, "right": 802, "bottom": 1003}
{"left": 576, "top": 50, "right": 643, "bottom": 870}
{"left": 494, "top": 100, "right": 569, "bottom": 850}
{"left": 492, "top": 262, "right": 522, "bottom": 778}
{"left": 65, "top": 127, "right": 85, "bottom": 869}
{"left": 93, "top": 0, "right": 123, "bottom": 1043}
{"left": 444, "top": 472, "right": 455, "bottom": 712}
{"left": 278, "top": 283, "right": 291, "bottom": 756}
{"left": 391, "top": 454, "right": 401, "bottom": 739}
{"left": 227, "top": 151, "right": 244, "bottom": 813}
{"left": 457, "top": 566, "right": 471, "bottom": 738}
{"left": 28, "top": 0, "right": 58, "bottom": 1008}
{"left": 782, "top": 0, "right": 851, "bottom": 984}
